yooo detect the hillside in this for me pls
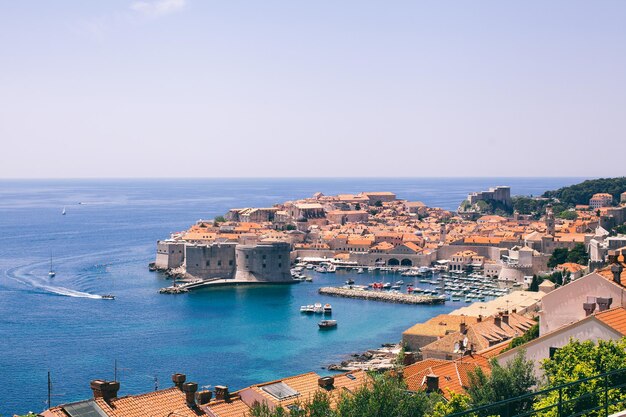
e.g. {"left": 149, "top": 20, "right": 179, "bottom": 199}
{"left": 542, "top": 177, "right": 626, "bottom": 206}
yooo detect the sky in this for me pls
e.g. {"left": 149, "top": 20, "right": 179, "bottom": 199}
{"left": 0, "top": 1, "right": 625, "bottom": 178}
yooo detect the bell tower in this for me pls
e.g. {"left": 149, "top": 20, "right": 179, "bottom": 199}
{"left": 545, "top": 204, "right": 555, "bottom": 236}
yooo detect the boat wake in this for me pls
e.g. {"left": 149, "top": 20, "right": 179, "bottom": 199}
{"left": 6, "top": 264, "right": 103, "bottom": 299}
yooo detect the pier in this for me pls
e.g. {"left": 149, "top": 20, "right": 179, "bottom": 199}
{"left": 318, "top": 287, "right": 445, "bottom": 305}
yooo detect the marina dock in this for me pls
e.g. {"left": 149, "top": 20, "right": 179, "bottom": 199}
{"left": 318, "top": 287, "right": 445, "bottom": 305}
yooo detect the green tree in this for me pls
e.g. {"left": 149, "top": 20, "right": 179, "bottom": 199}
{"left": 528, "top": 275, "right": 542, "bottom": 292}
{"left": 427, "top": 392, "right": 472, "bottom": 417}
{"left": 549, "top": 271, "right": 563, "bottom": 286}
{"left": 215, "top": 215, "right": 226, "bottom": 223}
{"left": 374, "top": 200, "right": 383, "bottom": 207}
{"left": 567, "top": 243, "right": 589, "bottom": 265}
{"left": 558, "top": 210, "right": 578, "bottom": 220}
{"left": 548, "top": 248, "right": 569, "bottom": 268}
{"left": 534, "top": 338, "right": 626, "bottom": 417}
{"left": 355, "top": 203, "right": 361, "bottom": 211}
{"left": 466, "top": 351, "right": 537, "bottom": 416}
{"left": 336, "top": 373, "right": 440, "bottom": 417}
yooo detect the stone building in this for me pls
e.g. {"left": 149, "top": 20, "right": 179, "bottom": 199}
{"left": 466, "top": 186, "right": 512, "bottom": 208}
{"left": 590, "top": 193, "right": 613, "bottom": 209}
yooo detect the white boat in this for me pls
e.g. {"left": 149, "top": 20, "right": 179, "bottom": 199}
{"left": 357, "top": 268, "right": 364, "bottom": 274}
{"left": 48, "top": 256, "right": 56, "bottom": 278}
{"left": 323, "top": 303, "right": 332, "bottom": 314}
{"left": 61, "top": 207, "right": 66, "bottom": 216}
{"left": 327, "top": 264, "right": 337, "bottom": 273}
{"left": 382, "top": 282, "right": 391, "bottom": 289}
{"left": 313, "top": 302, "right": 323, "bottom": 314}
{"left": 306, "top": 264, "right": 314, "bottom": 270}
{"left": 315, "top": 266, "right": 327, "bottom": 273}
{"left": 101, "top": 294, "right": 115, "bottom": 300}
{"left": 318, "top": 320, "right": 337, "bottom": 329}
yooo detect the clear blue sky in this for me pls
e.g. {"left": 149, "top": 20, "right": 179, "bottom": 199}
{"left": 1, "top": 1, "right": 625, "bottom": 178}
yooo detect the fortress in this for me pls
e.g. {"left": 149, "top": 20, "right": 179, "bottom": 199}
{"left": 155, "top": 240, "right": 294, "bottom": 284}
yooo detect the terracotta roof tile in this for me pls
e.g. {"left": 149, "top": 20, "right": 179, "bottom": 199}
{"left": 595, "top": 307, "right": 626, "bottom": 335}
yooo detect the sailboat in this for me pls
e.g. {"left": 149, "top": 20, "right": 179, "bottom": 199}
{"left": 48, "top": 256, "right": 56, "bottom": 278}
{"left": 62, "top": 207, "right": 66, "bottom": 215}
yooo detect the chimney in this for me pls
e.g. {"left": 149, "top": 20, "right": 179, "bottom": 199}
{"left": 90, "top": 380, "right": 120, "bottom": 404}
{"left": 318, "top": 376, "right": 335, "bottom": 389}
{"left": 608, "top": 251, "right": 617, "bottom": 264}
{"left": 477, "top": 315, "right": 483, "bottom": 323}
{"left": 494, "top": 316, "right": 502, "bottom": 327}
{"left": 195, "top": 390, "right": 212, "bottom": 406}
{"left": 182, "top": 382, "right": 198, "bottom": 405}
{"left": 583, "top": 302, "right": 596, "bottom": 316}
{"left": 512, "top": 308, "right": 517, "bottom": 314}
{"left": 611, "top": 264, "right": 623, "bottom": 283}
{"left": 172, "top": 373, "right": 186, "bottom": 389}
{"left": 215, "top": 385, "right": 230, "bottom": 402}
{"left": 597, "top": 297, "right": 613, "bottom": 312}
{"left": 425, "top": 374, "right": 439, "bottom": 392}
{"left": 502, "top": 313, "right": 509, "bottom": 326}
{"left": 459, "top": 322, "right": 467, "bottom": 334}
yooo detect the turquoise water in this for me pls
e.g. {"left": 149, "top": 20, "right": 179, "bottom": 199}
{"left": 0, "top": 178, "right": 584, "bottom": 414}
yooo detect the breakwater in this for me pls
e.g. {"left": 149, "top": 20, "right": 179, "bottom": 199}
{"left": 318, "top": 287, "right": 445, "bottom": 305}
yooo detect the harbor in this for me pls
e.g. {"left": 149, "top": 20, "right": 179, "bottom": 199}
{"left": 318, "top": 286, "right": 445, "bottom": 304}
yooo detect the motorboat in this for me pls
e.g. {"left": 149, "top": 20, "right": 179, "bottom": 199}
{"left": 326, "top": 264, "right": 337, "bottom": 273}
{"left": 357, "top": 268, "right": 364, "bottom": 274}
{"left": 323, "top": 304, "right": 332, "bottom": 314}
{"left": 345, "top": 279, "right": 355, "bottom": 285}
{"left": 101, "top": 294, "right": 115, "bottom": 300}
{"left": 313, "top": 302, "right": 323, "bottom": 314}
{"left": 382, "top": 282, "right": 391, "bottom": 289}
{"left": 318, "top": 320, "right": 337, "bottom": 329}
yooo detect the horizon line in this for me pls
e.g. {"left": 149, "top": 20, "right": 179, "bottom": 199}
{"left": 0, "top": 175, "right": 605, "bottom": 181}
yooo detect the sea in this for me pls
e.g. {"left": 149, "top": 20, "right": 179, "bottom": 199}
{"left": 0, "top": 177, "right": 585, "bottom": 414}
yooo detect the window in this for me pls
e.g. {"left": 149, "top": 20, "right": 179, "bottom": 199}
{"left": 278, "top": 263, "right": 282, "bottom": 268}
{"left": 246, "top": 254, "right": 249, "bottom": 259}
{"left": 278, "top": 254, "right": 282, "bottom": 259}
{"left": 261, "top": 382, "right": 300, "bottom": 401}
{"left": 263, "top": 255, "right": 267, "bottom": 260}
{"left": 549, "top": 347, "right": 559, "bottom": 359}
{"left": 229, "top": 260, "right": 233, "bottom": 266}
{"left": 206, "top": 261, "right": 210, "bottom": 267}
{"left": 263, "top": 263, "right": 266, "bottom": 268}
{"left": 218, "top": 260, "right": 222, "bottom": 266}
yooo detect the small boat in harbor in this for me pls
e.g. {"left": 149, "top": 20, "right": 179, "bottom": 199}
{"left": 357, "top": 268, "right": 364, "bottom": 274}
{"left": 313, "top": 302, "right": 324, "bottom": 314}
{"left": 318, "top": 319, "right": 337, "bottom": 329}
{"left": 326, "top": 264, "right": 337, "bottom": 273}
{"left": 62, "top": 207, "right": 66, "bottom": 216}
{"left": 323, "top": 303, "right": 332, "bottom": 314}
{"left": 345, "top": 279, "right": 355, "bottom": 285}
{"left": 101, "top": 294, "right": 115, "bottom": 300}
{"left": 382, "top": 282, "right": 391, "bottom": 289}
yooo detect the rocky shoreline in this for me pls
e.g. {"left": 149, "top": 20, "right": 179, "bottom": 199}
{"left": 327, "top": 343, "right": 403, "bottom": 372}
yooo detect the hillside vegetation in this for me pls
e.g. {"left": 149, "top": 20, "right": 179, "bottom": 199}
{"left": 542, "top": 177, "right": 626, "bottom": 206}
